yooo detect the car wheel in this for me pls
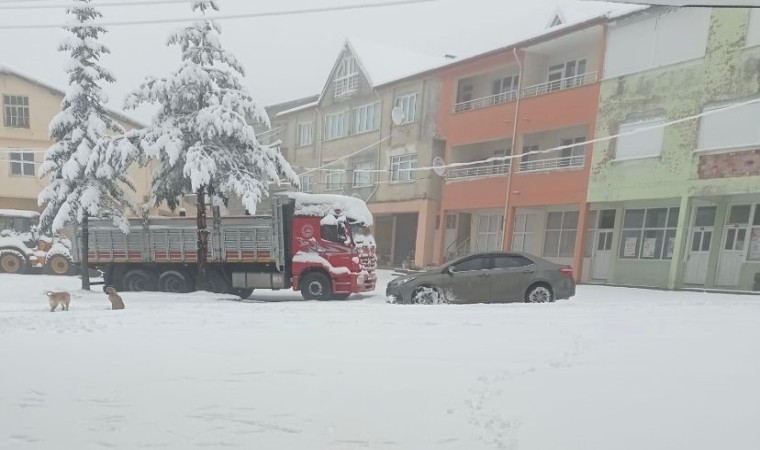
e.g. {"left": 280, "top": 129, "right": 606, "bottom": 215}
{"left": 45, "top": 254, "right": 74, "bottom": 276}
{"left": 412, "top": 286, "right": 446, "bottom": 304}
{"left": 122, "top": 269, "right": 157, "bottom": 292}
{"left": 158, "top": 270, "right": 192, "bottom": 293}
{"left": 0, "top": 250, "right": 27, "bottom": 274}
{"left": 525, "top": 284, "right": 554, "bottom": 303}
{"left": 232, "top": 288, "right": 254, "bottom": 299}
{"left": 300, "top": 272, "right": 332, "bottom": 301}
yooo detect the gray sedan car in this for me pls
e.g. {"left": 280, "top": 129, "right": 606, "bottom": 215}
{"left": 386, "top": 252, "right": 576, "bottom": 304}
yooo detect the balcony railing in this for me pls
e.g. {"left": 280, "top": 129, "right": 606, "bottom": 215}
{"left": 518, "top": 154, "right": 586, "bottom": 173}
{"left": 454, "top": 90, "right": 518, "bottom": 113}
{"left": 521, "top": 71, "right": 598, "bottom": 98}
{"left": 334, "top": 73, "right": 359, "bottom": 99}
{"left": 446, "top": 161, "right": 510, "bottom": 180}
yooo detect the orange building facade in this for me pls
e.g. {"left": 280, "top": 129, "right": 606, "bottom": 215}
{"left": 433, "top": 19, "right": 608, "bottom": 281}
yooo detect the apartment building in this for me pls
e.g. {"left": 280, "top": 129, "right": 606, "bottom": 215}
{"left": 271, "top": 38, "right": 448, "bottom": 267}
{"left": 0, "top": 65, "right": 151, "bottom": 213}
{"left": 587, "top": 7, "right": 760, "bottom": 291}
{"left": 432, "top": 13, "right": 615, "bottom": 281}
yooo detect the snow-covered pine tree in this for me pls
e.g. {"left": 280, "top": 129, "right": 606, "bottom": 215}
{"left": 125, "top": 0, "right": 297, "bottom": 291}
{"left": 39, "top": 0, "right": 138, "bottom": 290}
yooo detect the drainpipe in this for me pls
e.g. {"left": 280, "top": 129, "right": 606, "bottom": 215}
{"left": 502, "top": 47, "right": 523, "bottom": 250}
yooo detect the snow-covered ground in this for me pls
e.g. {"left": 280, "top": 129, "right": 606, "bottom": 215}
{"left": 1, "top": 271, "right": 759, "bottom": 450}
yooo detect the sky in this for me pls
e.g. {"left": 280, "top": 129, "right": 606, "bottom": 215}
{"left": 0, "top": 0, "right": 625, "bottom": 122}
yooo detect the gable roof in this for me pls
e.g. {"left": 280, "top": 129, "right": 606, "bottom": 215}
{"left": 0, "top": 64, "right": 144, "bottom": 128}
{"left": 313, "top": 37, "right": 452, "bottom": 105}
{"left": 547, "top": 1, "right": 647, "bottom": 28}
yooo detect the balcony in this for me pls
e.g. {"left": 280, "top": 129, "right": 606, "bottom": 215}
{"left": 446, "top": 161, "right": 510, "bottom": 180}
{"left": 454, "top": 90, "right": 518, "bottom": 113}
{"left": 521, "top": 71, "right": 598, "bottom": 98}
{"left": 518, "top": 154, "right": 585, "bottom": 173}
{"left": 334, "top": 73, "right": 359, "bottom": 99}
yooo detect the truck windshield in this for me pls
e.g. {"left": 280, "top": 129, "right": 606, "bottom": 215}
{"left": 350, "top": 223, "right": 374, "bottom": 247}
{"left": 0, "top": 216, "right": 33, "bottom": 234}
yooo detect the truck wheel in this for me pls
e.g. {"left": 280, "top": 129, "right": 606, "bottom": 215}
{"left": 0, "top": 250, "right": 27, "bottom": 274}
{"left": 158, "top": 270, "right": 191, "bottom": 293}
{"left": 122, "top": 269, "right": 157, "bottom": 292}
{"left": 45, "top": 254, "right": 74, "bottom": 276}
{"left": 206, "top": 270, "right": 231, "bottom": 294}
{"left": 300, "top": 272, "right": 332, "bottom": 301}
{"left": 232, "top": 288, "right": 254, "bottom": 299}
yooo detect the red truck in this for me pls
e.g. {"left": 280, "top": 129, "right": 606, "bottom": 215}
{"left": 71, "top": 192, "right": 377, "bottom": 300}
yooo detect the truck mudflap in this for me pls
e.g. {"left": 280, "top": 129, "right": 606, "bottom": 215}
{"left": 332, "top": 271, "right": 377, "bottom": 294}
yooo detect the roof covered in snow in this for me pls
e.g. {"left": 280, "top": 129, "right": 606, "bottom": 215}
{"left": 279, "top": 192, "right": 374, "bottom": 226}
{"left": 586, "top": 0, "right": 755, "bottom": 5}
{"left": 0, "top": 64, "right": 144, "bottom": 129}
{"left": 549, "top": 1, "right": 646, "bottom": 28}
{"left": 0, "top": 209, "right": 40, "bottom": 218}
{"left": 345, "top": 37, "right": 453, "bottom": 88}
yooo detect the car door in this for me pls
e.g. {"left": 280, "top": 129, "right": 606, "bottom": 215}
{"left": 445, "top": 255, "right": 492, "bottom": 303}
{"left": 489, "top": 255, "right": 538, "bottom": 303}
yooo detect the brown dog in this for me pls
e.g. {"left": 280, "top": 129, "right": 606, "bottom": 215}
{"left": 45, "top": 291, "right": 70, "bottom": 312}
{"left": 105, "top": 287, "right": 125, "bottom": 310}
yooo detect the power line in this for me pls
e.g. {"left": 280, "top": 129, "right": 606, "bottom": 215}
{"left": 0, "top": 0, "right": 195, "bottom": 10}
{"left": 295, "top": 96, "right": 760, "bottom": 175}
{"left": 0, "top": 0, "right": 439, "bottom": 29}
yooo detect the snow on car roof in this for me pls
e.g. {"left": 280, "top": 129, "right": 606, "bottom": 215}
{"left": 0, "top": 209, "right": 40, "bottom": 218}
{"left": 279, "top": 192, "right": 373, "bottom": 226}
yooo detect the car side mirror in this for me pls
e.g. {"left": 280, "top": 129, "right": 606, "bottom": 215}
{"left": 444, "top": 266, "right": 453, "bottom": 275}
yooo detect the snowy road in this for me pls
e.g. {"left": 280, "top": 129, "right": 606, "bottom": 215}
{"left": 1, "top": 272, "right": 759, "bottom": 450}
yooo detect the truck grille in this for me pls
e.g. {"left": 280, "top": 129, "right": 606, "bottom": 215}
{"left": 360, "top": 256, "right": 377, "bottom": 271}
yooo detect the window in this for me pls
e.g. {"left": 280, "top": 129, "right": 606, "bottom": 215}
{"left": 619, "top": 207, "right": 680, "bottom": 260}
{"left": 9, "top": 151, "right": 35, "bottom": 176}
{"left": 3, "top": 95, "right": 30, "bottom": 128}
{"left": 492, "top": 255, "right": 534, "bottom": 269}
{"left": 452, "top": 256, "right": 489, "bottom": 272}
{"left": 604, "top": 8, "right": 711, "bottom": 78}
{"left": 748, "top": 9, "right": 760, "bottom": 47}
{"left": 512, "top": 212, "right": 537, "bottom": 253}
{"left": 456, "top": 83, "right": 473, "bottom": 104}
{"left": 325, "top": 168, "right": 345, "bottom": 191}
{"left": 697, "top": 101, "right": 760, "bottom": 152}
{"left": 446, "top": 214, "right": 457, "bottom": 230}
{"left": 297, "top": 122, "right": 313, "bottom": 147}
{"left": 299, "top": 174, "right": 313, "bottom": 193}
{"left": 749, "top": 204, "right": 760, "bottom": 261}
{"left": 519, "top": 144, "right": 539, "bottom": 170}
{"left": 547, "top": 59, "right": 587, "bottom": 91}
{"left": 394, "top": 93, "right": 418, "bottom": 124}
{"left": 352, "top": 161, "right": 374, "bottom": 187}
{"left": 492, "top": 75, "right": 519, "bottom": 96}
{"left": 390, "top": 153, "right": 417, "bottom": 183}
{"left": 559, "top": 137, "right": 586, "bottom": 166}
{"left": 321, "top": 221, "right": 348, "bottom": 244}
{"left": 353, "top": 102, "right": 380, "bottom": 134}
{"left": 324, "top": 111, "right": 350, "bottom": 141}
{"left": 616, "top": 117, "right": 666, "bottom": 160}
{"left": 543, "top": 211, "right": 579, "bottom": 258}
{"left": 476, "top": 214, "right": 503, "bottom": 252}
{"left": 334, "top": 56, "right": 359, "bottom": 98}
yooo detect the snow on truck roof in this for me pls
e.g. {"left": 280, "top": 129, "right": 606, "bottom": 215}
{"left": 279, "top": 192, "right": 373, "bottom": 226}
{"left": 0, "top": 209, "right": 40, "bottom": 218}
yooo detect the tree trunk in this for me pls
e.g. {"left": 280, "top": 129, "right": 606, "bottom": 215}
{"left": 81, "top": 213, "right": 91, "bottom": 290}
{"left": 196, "top": 185, "right": 209, "bottom": 291}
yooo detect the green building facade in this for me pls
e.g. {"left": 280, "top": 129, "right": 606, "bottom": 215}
{"left": 586, "top": 7, "right": 760, "bottom": 291}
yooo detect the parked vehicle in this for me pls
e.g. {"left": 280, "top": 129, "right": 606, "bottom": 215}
{"left": 70, "top": 193, "right": 377, "bottom": 300}
{"left": 0, "top": 209, "right": 75, "bottom": 275}
{"left": 386, "top": 251, "right": 575, "bottom": 304}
